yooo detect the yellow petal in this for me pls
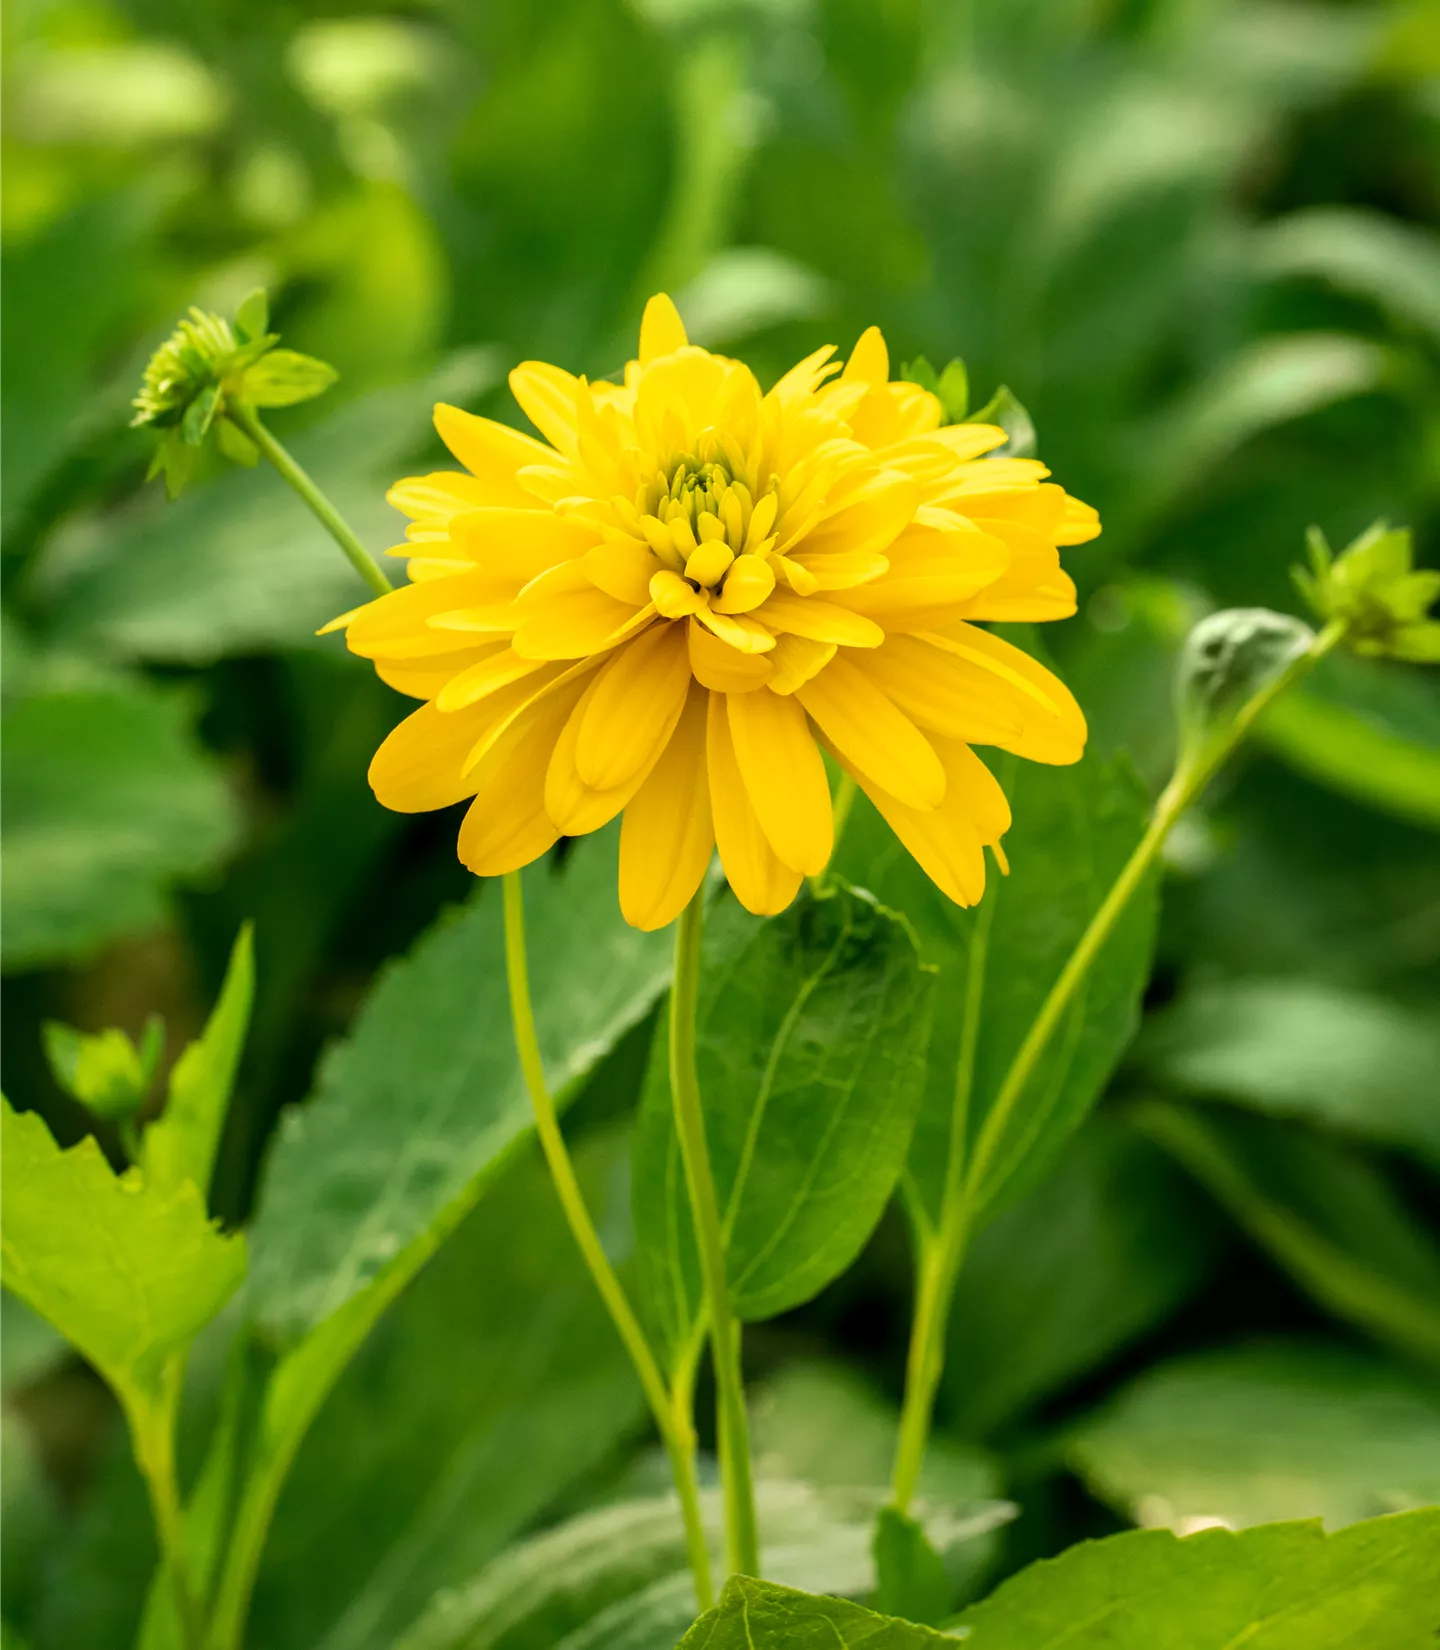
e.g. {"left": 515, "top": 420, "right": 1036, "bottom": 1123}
{"left": 707, "top": 692, "right": 804, "bottom": 917}
{"left": 688, "top": 619, "right": 773, "bottom": 692}
{"left": 374, "top": 648, "right": 486, "bottom": 700}
{"left": 432, "top": 404, "right": 554, "bottom": 507}
{"left": 766, "top": 634, "right": 835, "bottom": 696}
{"left": 794, "top": 475, "right": 917, "bottom": 567}
{"left": 756, "top": 591, "right": 884, "bottom": 649}
{"left": 692, "top": 606, "right": 777, "bottom": 655}
{"left": 460, "top": 660, "right": 596, "bottom": 778}
{"left": 796, "top": 655, "right": 945, "bottom": 809}
{"left": 833, "top": 521, "right": 1010, "bottom": 630}
{"left": 545, "top": 672, "right": 661, "bottom": 835}
{"left": 436, "top": 646, "right": 548, "bottom": 712}
{"left": 727, "top": 689, "right": 832, "bottom": 874}
{"left": 575, "top": 621, "right": 692, "bottom": 790}
{"left": 347, "top": 573, "right": 513, "bottom": 660}
{"left": 449, "top": 508, "right": 595, "bottom": 583}
{"left": 619, "top": 684, "right": 715, "bottom": 930}
{"left": 387, "top": 472, "right": 493, "bottom": 524}
{"left": 639, "top": 293, "right": 689, "bottom": 364}
{"left": 509, "top": 361, "right": 582, "bottom": 458}
{"left": 652, "top": 569, "right": 707, "bottom": 618}
{"left": 854, "top": 635, "right": 1022, "bottom": 744}
{"left": 920, "top": 622, "right": 1086, "bottom": 764}
{"left": 368, "top": 698, "right": 495, "bottom": 812}
{"left": 512, "top": 586, "right": 652, "bottom": 660}
{"left": 951, "top": 520, "right": 1076, "bottom": 622}
{"left": 1057, "top": 492, "right": 1101, "bottom": 545}
{"left": 457, "top": 684, "right": 584, "bottom": 876}
{"left": 712, "top": 554, "right": 776, "bottom": 614}
{"left": 840, "top": 324, "right": 889, "bottom": 385}
{"left": 585, "top": 535, "right": 663, "bottom": 604}
{"left": 685, "top": 540, "right": 734, "bottom": 588}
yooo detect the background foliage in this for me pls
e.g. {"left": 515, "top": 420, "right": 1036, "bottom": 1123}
{"left": 3, "top": 0, "right": 1438, "bottom": 1643}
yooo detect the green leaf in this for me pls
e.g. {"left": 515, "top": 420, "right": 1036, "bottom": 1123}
{"left": 180, "top": 380, "right": 221, "bottom": 446}
{"left": 679, "top": 1576, "right": 958, "bottom": 1649}
{"left": 633, "top": 883, "right": 933, "bottom": 1360}
{"left": 966, "top": 384, "right": 1033, "bottom": 455}
{"left": 1068, "top": 1341, "right": 1440, "bottom": 1533}
{"left": 238, "top": 349, "right": 339, "bottom": 408}
{"left": 1, "top": 683, "right": 238, "bottom": 971}
{"left": 871, "top": 1508, "right": 953, "bottom": 1625}
{"left": 0, "top": 1101, "right": 245, "bottom": 1411}
{"left": 954, "top": 1510, "right": 1440, "bottom": 1648}
{"left": 1257, "top": 208, "right": 1440, "bottom": 344}
{"left": 1134, "top": 1103, "right": 1440, "bottom": 1373}
{"left": 1, "top": 1291, "right": 68, "bottom": 1392}
{"left": 943, "top": 1116, "right": 1223, "bottom": 1437}
{"left": 1256, "top": 652, "right": 1440, "bottom": 831}
{"left": 141, "top": 925, "right": 254, "bottom": 1200}
{"left": 233, "top": 288, "right": 270, "bottom": 344}
{"left": 1140, "top": 978, "right": 1440, "bottom": 1166}
{"left": 834, "top": 743, "right": 1156, "bottom": 1228}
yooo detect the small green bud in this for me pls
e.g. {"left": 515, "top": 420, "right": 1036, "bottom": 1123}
{"left": 901, "top": 356, "right": 970, "bottom": 424}
{"left": 131, "top": 291, "right": 337, "bottom": 498}
{"left": 1294, "top": 521, "right": 1440, "bottom": 663}
{"left": 43, "top": 1016, "right": 164, "bottom": 1123}
{"left": 1175, "top": 607, "right": 1315, "bottom": 767}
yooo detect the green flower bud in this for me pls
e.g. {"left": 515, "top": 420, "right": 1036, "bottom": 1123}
{"left": 1294, "top": 521, "right": 1440, "bottom": 663}
{"left": 131, "top": 289, "right": 338, "bottom": 499}
{"left": 1175, "top": 607, "right": 1316, "bottom": 770}
{"left": 42, "top": 1015, "right": 164, "bottom": 1123}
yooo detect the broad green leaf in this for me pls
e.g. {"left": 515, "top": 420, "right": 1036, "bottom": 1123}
{"left": 1134, "top": 1103, "right": 1440, "bottom": 1373}
{"left": 1257, "top": 652, "right": 1440, "bottom": 831}
{"left": 1068, "top": 1341, "right": 1440, "bottom": 1533}
{"left": 871, "top": 1508, "right": 953, "bottom": 1625}
{"left": 943, "top": 1116, "right": 1222, "bottom": 1437}
{"left": 679, "top": 1576, "right": 957, "bottom": 1649}
{"left": 1257, "top": 207, "right": 1440, "bottom": 344}
{"left": 141, "top": 925, "right": 254, "bottom": 1200}
{"left": 239, "top": 348, "right": 339, "bottom": 408}
{"left": 396, "top": 1483, "right": 998, "bottom": 1650}
{"left": 206, "top": 831, "right": 669, "bottom": 1648}
{"left": 834, "top": 744, "right": 1156, "bottom": 1228}
{"left": 1, "top": 1291, "right": 68, "bottom": 1391}
{"left": 633, "top": 883, "right": 933, "bottom": 1358}
{"left": 1140, "top": 978, "right": 1440, "bottom": 1165}
{"left": 0, "top": 683, "right": 238, "bottom": 971}
{"left": 0, "top": 1101, "right": 245, "bottom": 1410}
{"left": 955, "top": 1510, "right": 1440, "bottom": 1648}
{"left": 40, "top": 353, "right": 501, "bottom": 666}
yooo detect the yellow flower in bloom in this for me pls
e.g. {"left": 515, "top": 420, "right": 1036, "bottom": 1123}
{"left": 338, "top": 296, "right": 1097, "bottom": 929}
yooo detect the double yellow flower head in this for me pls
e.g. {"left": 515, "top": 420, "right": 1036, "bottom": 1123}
{"left": 341, "top": 296, "right": 1097, "bottom": 928}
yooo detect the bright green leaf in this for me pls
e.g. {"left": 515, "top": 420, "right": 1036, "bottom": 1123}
{"left": 234, "top": 288, "right": 270, "bottom": 344}
{"left": 141, "top": 925, "right": 254, "bottom": 1200}
{"left": 1, "top": 684, "right": 238, "bottom": 971}
{"left": 238, "top": 348, "right": 339, "bottom": 408}
{"left": 633, "top": 883, "right": 933, "bottom": 1360}
{"left": 679, "top": 1576, "right": 958, "bottom": 1650}
{"left": 1068, "top": 1341, "right": 1440, "bottom": 1533}
{"left": 955, "top": 1509, "right": 1440, "bottom": 1648}
{"left": 0, "top": 1101, "right": 245, "bottom": 1410}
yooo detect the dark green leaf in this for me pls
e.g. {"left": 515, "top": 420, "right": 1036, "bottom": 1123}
{"left": 835, "top": 743, "right": 1156, "bottom": 1228}
{"left": 633, "top": 883, "right": 933, "bottom": 1360}
{"left": 871, "top": 1508, "right": 953, "bottom": 1625}
{"left": 955, "top": 1510, "right": 1440, "bottom": 1648}
{"left": 679, "top": 1576, "right": 958, "bottom": 1650}
{"left": 1, "top": 684, "right": 238, "bottom": 970}
{"left": 1068, "top": 1341, "right": 1440, "bottom": 1532}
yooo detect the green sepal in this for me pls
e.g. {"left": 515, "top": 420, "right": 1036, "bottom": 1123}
{"left": 901, "top": 356, "right": 970, "bottom": 423}
{"left": 217, "top": 415, "right": 260, "bottom": 467}
{"left": 181, "top": 380, "right": 222, "bottom": 447}
{"left": 234, "top": 287, "right": 270, "bottom": 343}
{"left": 239, "top": 349, "right": 339, "bottom": 408}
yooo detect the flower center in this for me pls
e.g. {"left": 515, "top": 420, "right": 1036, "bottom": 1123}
{"left": 636, "top": 452, "right": 780, "bottom": 605}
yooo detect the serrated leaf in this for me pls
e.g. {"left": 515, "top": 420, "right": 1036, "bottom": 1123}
{"left": 835, "top": 740, "right": 1156, "bottom": 1229}
{"left": 955, "top": 1510, "right": 1440, "bottom": 1648}
{"left": 1, "top": 683, "right": 238, "bottom": 971}
{"left": 680, "top": 1576, "right": 958, "bottom": 1649}
{"left": 633, "top": 883, "right": 933, "bottom": 1361}
{"left": 239, "top": 349, "right": 339, "bottom": 408}
{"left": 0, "top": 1101, "right": 245, "bottom": 1409}
{"left": 140, "top": 925, "right": 254, "bottom": 1201}
{"left": 1067, "top": 1341, "right": 1440, "bottom": 1533}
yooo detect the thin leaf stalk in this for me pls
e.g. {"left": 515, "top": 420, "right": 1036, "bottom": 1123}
{"left": 670, "top": 891, "right": 761, "bottom": 1579}
{"left": 502, "top": 873, "right": 714, "bottom": 1608}
{"left": 226, "top": 402, "right": 393, "bottom": 597}
{"left": 129, "top": 1356, "right": 203, "bottom": 1650}
{"left": 889, "top": 618, "right": 1345, "bottom": 1512}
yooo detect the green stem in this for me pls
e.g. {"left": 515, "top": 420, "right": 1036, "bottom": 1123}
{"left": 129, "top": 1359, "right": 202, "bottom": 1650}
{"left": 226, "top": 404, "right": 393, "bottom": 597}
{"left": 889, "top": 618, "right": 1344, "bottom": 1513}
{"left": 670, "top": 892, "right": 760, "bottom": 1579}
{"left": 502, "top": 873, "right": 714, "bottom": 1609}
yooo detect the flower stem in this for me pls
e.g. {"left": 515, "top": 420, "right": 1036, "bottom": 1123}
{"left": 670, "top": 891, "right": 760, "bottom": 1579}
{"left": 129, "top": 1360, "right": 202, "bottom": 1650}
{"left": 889, "top": 618, "right": 1345, "bottom": 1513}
{"left": 226, "top": 403, "right": 393, "bottom": 598}
{"left": 502, "top": 873, "right": 714, "bottom": 1609}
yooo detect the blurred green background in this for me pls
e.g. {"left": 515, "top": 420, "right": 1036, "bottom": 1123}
{"left": 4, "top": 0, "right": 1440, "bottom": 1644}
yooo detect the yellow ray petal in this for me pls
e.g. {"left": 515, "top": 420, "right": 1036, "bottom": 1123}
{"left": 374, "top": 648, "right": 489, "bottom": 701}
{"left": 921, "top": 622, "right": 1086, "bottom": 765}
{"left": 712, "top": 553, "right": 776, "bottom": 614}
{"left": 347, "top": 572, "right": 515, "bottom": 660}
{"left": 619, "top": 684, "right": 715, "bottom": 930}
{"left": 707, "top": 691, "right": 804, "bottom": 917}
{"left": 436, "top": 646, "right": 548, "bottom": 712}
{"left": 639, "top": 293, "right": 689, "bottom": 364}
{"left": 585, "top": 535, "right": 663, "bottom": 605}
{"left": 575, "top": 621, "right": 691, "bottom": 790}
{"left": 386, "top": 472, "right": 493, "bottom": 524}
{"left": 449, "top": 508, "right": 596, "bottom": 583}
{"left": 509, "top": 361, "right": 582, "bottom": 458}
{"left": 432, "top": 404, "right": 555, "bottom": 507}
{"left": 854, "top": 635, "right": 1023, "bottom": 744}
{"left": 692, "top": 606, "right": 777, "bottom": 654}
{"left": 688, "top": 619, "right": 773, "bottom": 692}
{"left": 951, "top": 519, "right": 1076, "bottom": 622}
{"left": 840, "top": 324, "right": 889, "bottom": 385}
{"left": 727, "top": 689, "right": 832, "bottom": 875}
{"left": 755, "top": 591, "right": 884, "bottom": 648}
{"left": 766, "top": 634, "right": 836, "bottom": 696}
{"left": 545, "top": 672, "right": 661, "bottom": 835}
{"left": 368, "top": 698, "right": 494, "bottom": 812}
{"left": 796, "top": 654, "right": 945, "bottom": 809}
{"left": 512, "top": 585, "right": 653, "bottom": 660}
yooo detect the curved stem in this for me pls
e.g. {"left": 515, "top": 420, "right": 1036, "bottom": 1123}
{"left": 889, "top": 618, "right": 1345, "bottom": 1512}
{"left": 670, "top": 892, "right": 760, "bottom": 1579}
{"left": 226, "top": 403, "right": 393, "bottom": 597}
{"left": 502, "top": 873, "right": 713, "bottom": 1609}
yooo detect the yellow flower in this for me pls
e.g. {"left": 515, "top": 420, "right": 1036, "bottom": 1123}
{"left": 338, "top": 296, "right": 1096, "bottom": 929}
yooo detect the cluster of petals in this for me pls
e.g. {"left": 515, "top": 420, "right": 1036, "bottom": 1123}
{"left": 339, "top": 295, "right": 1097, "bottom": 929}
